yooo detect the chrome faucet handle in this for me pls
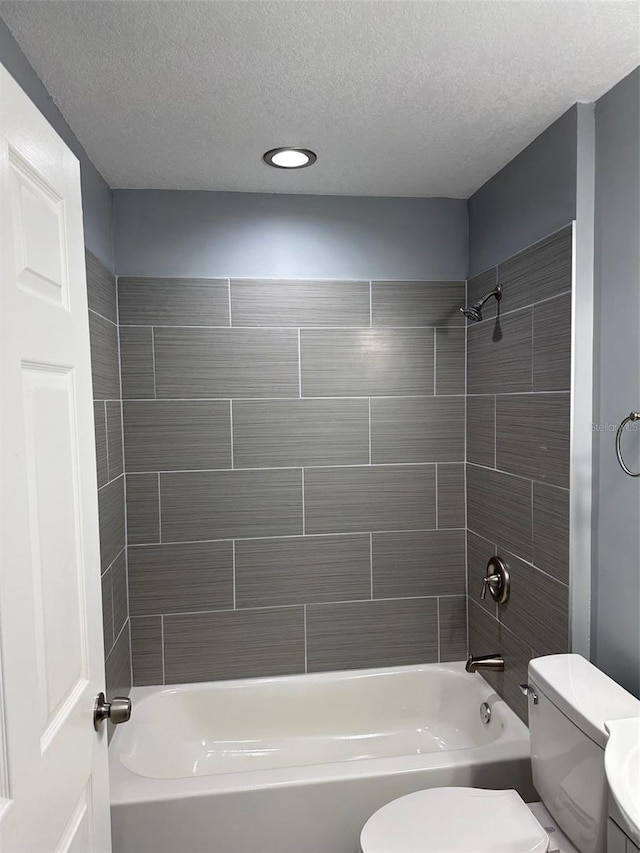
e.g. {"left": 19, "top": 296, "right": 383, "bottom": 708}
{"left": 480, "top": 573, "right": 501, "bottom": 600}
{"left": 479, "top": 557, "right": 510, "bottom": 605}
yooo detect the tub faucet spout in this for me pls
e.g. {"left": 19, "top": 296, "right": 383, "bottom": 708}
{"left": 466, "top": 654, "right": 504, "bottom": 673}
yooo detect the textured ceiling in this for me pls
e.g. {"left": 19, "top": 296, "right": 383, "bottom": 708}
{"left": 1, "top": 1, "right": 639, "bottom": 197}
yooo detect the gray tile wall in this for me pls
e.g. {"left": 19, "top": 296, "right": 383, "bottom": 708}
{"left": 466, "top": 226, "right": 572, "bottom": 721}
{"left": 87, "top": 251, "right": 132, "bottom": 706}
{"left": 118, "top": 276, "right": 468, "bottom": 685}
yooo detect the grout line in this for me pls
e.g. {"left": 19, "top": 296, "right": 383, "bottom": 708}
{"left": 303, "top": 605, "right": 308, "bottom": 673}
{"left": 119, "top": 394, "right": 467, "bottom": 402}
{"left": 124, "top": 593, "right": 464, "bottom": 621}
{"left": 435, "top": 464, "right": 439, "bottom": 529}
{"left": 227, "top": 278, "right": 232, "bottom": 327}
{"left": 161, "top": 615, "right": 166, "bottom": 685}
{"left": 436, "top": 597, "right": 441, "bottom": 663}
{"left": 229, "top": 400, "right": 234, "bottom": 469}
{"left": 97, "top": 471, "right": 125, "bottom": 492}
{"left": 151, "top": 327, "right": 158, "bottom": 400}
{"left": 466, "top": 288, "right": 572, "bottom": 329}
{"left": 368, "top": 398, "right": 372, "bottom": 464}
{"left": 128, "top": 527, "right": 468, "bottom": 548}
{"left": 123, "top": 462, "right": 460, "bottom": 476}
{"left": 297, "top": 329, "right": 302, "bottom": 398}
{"left": 301, "top": 469, "right": 306, "bottom": 535}
{"left": 369, "top": 281, "right": 372, "bottom": 328}
{"left": 157, "top": 473, "right": 162, "bottom": 543}
{"left": 88, "top": 307, "right": 118, "bottom": 327}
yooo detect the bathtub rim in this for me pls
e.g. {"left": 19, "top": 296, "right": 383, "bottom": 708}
{"left": 109, "top": 661, "right": 530, "bottom": 806}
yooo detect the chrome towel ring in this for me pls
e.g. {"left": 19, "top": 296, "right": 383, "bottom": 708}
{"left": 615, "top": 412, "right": 640, "bottom": 477}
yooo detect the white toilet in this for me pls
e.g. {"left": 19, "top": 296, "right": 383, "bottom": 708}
{"left": 360, "top": 654, "right": 640, "bottom": 853}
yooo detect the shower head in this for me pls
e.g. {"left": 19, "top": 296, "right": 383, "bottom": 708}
{"left": 460, "top": 283, "right": 502, "bottom": 322}
{"left": 461, "top": 305, "right": 483, "bottom": 322}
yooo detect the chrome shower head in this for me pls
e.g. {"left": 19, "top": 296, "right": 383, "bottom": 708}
{"left": 460, "top": 304, "right": 483, "bottom": 322}
{"left": 460, "top": 283, "right": 502, "bottom": 323}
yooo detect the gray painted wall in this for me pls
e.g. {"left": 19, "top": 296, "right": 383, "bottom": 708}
{"left": 113, "top": 190, "right": 468, "bottom": 280}
{"left": 592, "top": 67, "right": 640, "bottom": 697}
{"left": 467, "top": 106, "right": 577, "bottom": 278}
{"left": 0, "top": 16, "right": 114, "bottom": 270}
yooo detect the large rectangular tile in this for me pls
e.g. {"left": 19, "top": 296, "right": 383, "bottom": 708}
{"left": 86, "top": 250, "right": 116, "bottom": 323}
{"left": 160, "top": 469, "right": 303, "bottom": 541}
{"left": 497, "top": 226, "right": 572, "bottom": 314}
{"left": 120, "top": 326, "right": 155, "bottom": 399}
{"left": 467, "top": 395, "right": 495, "bottom": 467}
{"left": 101, "top": 566, "right": 113, "bottom": 657}
{"left": 468, "top": 600, "right": 530, "bottom": 723}
{"left": 233, "top": 399, "right": 368, "bottom": 468}
{"left": 495, "top": 393, "right": 570, "bottom": 488}
{"left": 163, "top": 607, "right": 305, "bottom": 682}
{"left": 439, "top": 596, "right": 467, "bottom": 662}
{"left": 89, "top": 311, "right": 120, "bottom": 400}
{"left": 532, "top": 483, "right": 570, "bottom": 585}
{"left": 235, "top": 534, "right": 370, "bottom": 608}
{"left": 131, "top": 616, "right": 163, "bottom": 686}
{"left": 435, "top": 329, "right": 465, "bottom": 395}
{"left": 111, "top": 549, "right": 128, "bottom": 637}
{"left": 372, "top": 530, "right": 465, "bottom": 599}
{"left": 533, "top": 293, "right": 572, "bottom": 391}
{"left": 306, "top": 598, "right": 438, "bottom": 672}
{"left": 126, "top": 473, "right": 160, "bottom": 545}
{"left": 467, "top": 307, "right": 533, "bottom": 395}
{"left": 371, "top": 281, "right": 465, "bottom": 327}
{"left": 300, "top": 329, "right": 434, "bottom": 397}
{"left": 467, "top": 530, "right": 497, "bottom": 616}
{"left": 154, "top": 328, "right": 299, "bottom": 398}
{"left": 129, "top": 541, "right": 233, "bottom": 616}
{"left": 305, "top": 465, "right": 436, "bottom": 534}
{"left": 437, "top": 463, "right": 465, "bottom": 528}
{"left": 123, "top": 401, "right": 232, "bottom": 472}
{"left": 231, "top": 279, "right": 370, "bottom": 327}
{"left": 467, "top": 267, "right": 498, "bottom": 322}
{"left": 94, "top": 402, "right": 108, "bottom": 488}
{"left": 371, "top": 397, "right": 464, "bottom": 464}
{"left": 106, "top": 401, "right": 124, "bottom": 480}
{"left": 498, "top": 549, "right": 569, "bottom": 656}
{"left": 98, "top": 476, "right": 125, "bottom": 570}
{"left": 105, "top": 623, "right": 131, "bottom": 699}
{"left": 119, "top": 277, "right": 230, "bottom": 326}
{"left": 467, "top": 465, "right": 532, "bottom": 560}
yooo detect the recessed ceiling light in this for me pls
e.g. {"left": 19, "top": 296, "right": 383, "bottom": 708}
{"left": 263, "top": 147, "right": 317, "bottom": 169}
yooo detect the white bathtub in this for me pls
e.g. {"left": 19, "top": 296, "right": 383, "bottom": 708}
{"left": 110, "top": 662, "right": 535, "bottom": 853}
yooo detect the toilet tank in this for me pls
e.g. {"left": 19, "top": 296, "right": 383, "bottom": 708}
{"left": 528, "top": 654, "right": 640, "bottom": 853}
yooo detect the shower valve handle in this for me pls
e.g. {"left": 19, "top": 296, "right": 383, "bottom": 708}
{"left": 479, "top": 556, "right": 510, "bottom": 605}
{"left": 480, "top": 574, "right": 502, "bottom": 599}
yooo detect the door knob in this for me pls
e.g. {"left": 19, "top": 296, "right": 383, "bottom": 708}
{"left": 93, "top": 691, "right": 132, "bottom": 731}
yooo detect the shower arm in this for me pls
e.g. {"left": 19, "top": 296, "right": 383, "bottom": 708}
{"left": 475, "top": 283, "right": 502, "bottom": 310}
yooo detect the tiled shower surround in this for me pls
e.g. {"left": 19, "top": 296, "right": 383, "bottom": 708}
{"left": 465, "top": 225, "right": 572, "bottom": 721}
{"left": 118, "top": 277, "right": 468, "bottom": 684}
{"left": 86, "top": 224, "right": 572, "bottom": 707}
{"left": 86, "top": 251, "right": 131, "bottom": 698}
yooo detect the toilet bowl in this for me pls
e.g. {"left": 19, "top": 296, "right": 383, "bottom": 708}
{"left": 359, "top": 655, "right": 640, "bottom": 853}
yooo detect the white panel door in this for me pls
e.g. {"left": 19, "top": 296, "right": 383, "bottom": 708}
{"left": 0, "top": 62, "right": 112, "bottom": 852}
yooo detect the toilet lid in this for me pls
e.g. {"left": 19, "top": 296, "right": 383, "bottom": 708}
{"left": 360, "top": 788, "right": 549, "bottom": 853}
